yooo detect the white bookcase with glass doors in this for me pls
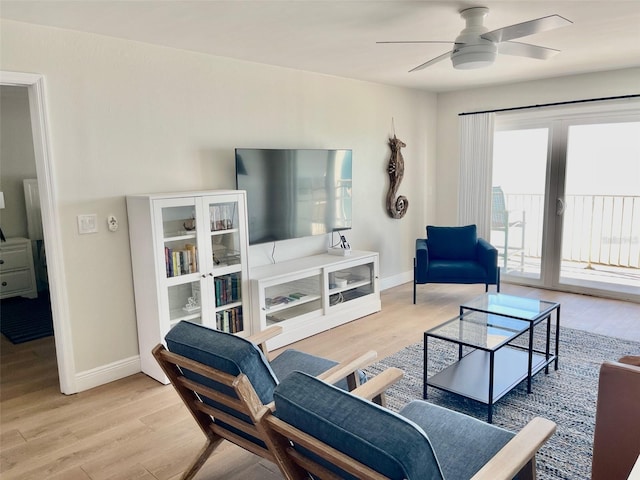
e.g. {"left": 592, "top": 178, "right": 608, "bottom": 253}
{"left": 127, "top": 190, "right": 250, "bottom": 384}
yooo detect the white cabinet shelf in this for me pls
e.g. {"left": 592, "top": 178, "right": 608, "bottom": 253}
{"left": 127, "top": 190, "right": 251, "bottom": 383}
{"left": 251, "top": 251, "right": 380, "bottom": 350}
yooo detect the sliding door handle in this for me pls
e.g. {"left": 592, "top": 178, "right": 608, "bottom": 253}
{"left": 556, "top": 198, "right": 566, "bottom": 216}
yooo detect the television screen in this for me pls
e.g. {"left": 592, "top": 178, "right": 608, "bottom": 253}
{"left": 235, "top": 148, "right": 352, "bottom": 245}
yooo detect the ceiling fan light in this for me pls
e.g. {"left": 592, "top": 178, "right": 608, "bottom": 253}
{"left": 451, "top": 43, "right": 498, "bottom": 69}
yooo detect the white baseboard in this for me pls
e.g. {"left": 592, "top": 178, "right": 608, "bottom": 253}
{"left": 75, "top": 355, "right": 141, "bottom": 392}
{"left": 380, "top": 270, "right": 412, "bottom": 291}
{"left": 71, "top": 270, "right": 414, "bottom": 393}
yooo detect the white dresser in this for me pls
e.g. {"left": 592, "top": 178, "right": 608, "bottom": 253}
{"left": 0, "top": 237, "right": 38, "bottom": 300}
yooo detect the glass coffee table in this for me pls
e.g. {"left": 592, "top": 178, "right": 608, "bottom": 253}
{"left": 424, "top": 310, "right": 548, "bottom": 423}
{"left": 460, "top": 293, "right": 560, "bottom": 393}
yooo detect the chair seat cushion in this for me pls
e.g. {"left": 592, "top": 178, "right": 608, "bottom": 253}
{"left": 271, "top": 349, "right": 367, "bottom": 391}
{"left": 400, "top": 401, "right": 514, "bottom": 479}
{"left": 427, "top": 260, "right": 487, "bottom": 281}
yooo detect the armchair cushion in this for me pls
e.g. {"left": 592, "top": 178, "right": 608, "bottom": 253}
{"left": 426, "top": 225, "right": 478, "bottom": 260}
{"left": 166, "top": 321, "right": 365, "bottom": 403}
{"left": 400, "top": 401, "right": 514, "bottom": 480}
{"left": 270, "top": 348, "right": 367, "bottom": 391}
{"left": 274, "top": 371, "right": 516, "bottom": 480}
{"left": 274, "top": 371, "right": 442, "bottom": 480}
{"left": 165, "top": 320, "right": 278, "bottom": 404}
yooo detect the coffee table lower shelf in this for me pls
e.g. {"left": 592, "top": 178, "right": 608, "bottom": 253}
{"left": 426, "top": 347, "right": 547, "bottom": 422}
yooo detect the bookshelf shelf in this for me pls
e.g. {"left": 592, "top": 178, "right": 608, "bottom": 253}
{"left": 127, "top": 190, "right": 251, "bottom": 384}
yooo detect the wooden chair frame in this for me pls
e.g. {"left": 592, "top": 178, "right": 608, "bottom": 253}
{"left": 152, "top": 325, "right": 377, "bottom": 480}
{"left": 265, "top": 368, "right": 556, "bottom": 480}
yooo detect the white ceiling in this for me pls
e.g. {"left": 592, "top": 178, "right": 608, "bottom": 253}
{"left": 1, "top": 1, "right": 640, "bottom": 92}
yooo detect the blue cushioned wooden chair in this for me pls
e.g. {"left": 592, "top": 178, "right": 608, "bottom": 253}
{"left": 414, "top": 224, "right": 500, "bottom": 303}
{"left": 266, "top": 371, "right": 556, "bottom": 480}
{"left": 152, "top": 321, "right": 377, "bottom": 480}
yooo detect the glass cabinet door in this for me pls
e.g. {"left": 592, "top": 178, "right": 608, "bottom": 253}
{"left": 201, "top": 195, "right": 249, "bottom": 334}
{"left": 155, "top": 199, "right": 205, "bottom": 329}
{"left": 263, "top": 274, "right": 322, "bottom": 326}
{"left": 327, "top": 261, "right": 375, "bottom": 307}
{"left": 159, "top": 202, "right": 199, "bottom": 278}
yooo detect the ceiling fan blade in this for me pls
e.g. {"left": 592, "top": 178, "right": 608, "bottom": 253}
{"left": 498, "top": 41, "right": 560, "bottom": 60}
{"left": 409, "top": 51, "right": 452, "bottom": 72}
{"left": 482, "top": 14, "right": 572, "bottom": 43}
{"left": 376, "top": 41, "right": 452, "bottom": 44}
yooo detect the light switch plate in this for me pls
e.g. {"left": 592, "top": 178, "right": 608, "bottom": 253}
{"left": 77, "top": 214, "right": 98, "bottom": 234}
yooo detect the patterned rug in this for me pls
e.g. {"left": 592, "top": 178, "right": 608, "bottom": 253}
{"left": 363, "top": 327, "right": 639, "bottom": 480}
{"left": 0, "top": 291, "right": 53, "bottom": 344}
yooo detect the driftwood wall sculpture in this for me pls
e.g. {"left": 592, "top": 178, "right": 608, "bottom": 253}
{"left": 386, "top": 135, "right": 409, "bottom": 219}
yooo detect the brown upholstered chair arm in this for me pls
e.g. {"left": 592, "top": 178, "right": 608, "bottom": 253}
{"left": 592, "top": 357, "right": 640, "bottom": 480}
{"left": 471, "top": 417, "right": 556, "bottom": 480}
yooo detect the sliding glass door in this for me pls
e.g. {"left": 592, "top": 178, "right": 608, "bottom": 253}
{"left": 557, "top": 120, "right": 640, "bottom": 297}
{"left": 492, "top": 104, "right": 640, "bottom": 301}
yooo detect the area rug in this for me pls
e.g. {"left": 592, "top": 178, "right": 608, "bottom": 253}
{"left": 0, "top": 291, "right": 53, "bottom": 344}
{"left": 363, "top": 327, "right": 639, "bottom": 480}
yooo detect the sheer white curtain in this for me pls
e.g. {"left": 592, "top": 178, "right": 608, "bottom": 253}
{"left": 458, "top": 112, "right": 495, "bottom": 239}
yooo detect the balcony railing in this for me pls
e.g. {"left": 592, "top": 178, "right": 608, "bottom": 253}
{"left": 503, "top": 194, "right": 640, "bottom": 269}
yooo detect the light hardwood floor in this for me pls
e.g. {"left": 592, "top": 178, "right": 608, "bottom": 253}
{"left": 1, "top": 282, "right": 639, "bottom": 479}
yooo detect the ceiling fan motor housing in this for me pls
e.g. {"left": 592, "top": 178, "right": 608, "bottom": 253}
{"left": 452, "top": 7, "right": 498, "bottom": 69}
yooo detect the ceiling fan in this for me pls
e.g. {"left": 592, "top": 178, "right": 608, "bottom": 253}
{"left": 378, "top": 7, "right": 572, "bottom": 72}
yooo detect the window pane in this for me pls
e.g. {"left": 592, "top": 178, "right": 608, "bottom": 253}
{"left": 492, "top": 128, "right": 549, "bottom": 280}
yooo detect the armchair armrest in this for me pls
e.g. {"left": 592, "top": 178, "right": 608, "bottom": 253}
{"left": 318, "top": 350, "right": 377, "bottom": 390}
{"left": 247, "top": 325, "right": 283, "bottom": 355}
{"left": 477, "top": 238, "right": 499, "bottom": 283}
{"left": 351, "top": 367, "right": 403, "bottom": 407}
{"left": 415, "top": 238, "right": 429, "bottom": 283}
{"left": 471, "top": 417, "right": 556, "bottom": 480}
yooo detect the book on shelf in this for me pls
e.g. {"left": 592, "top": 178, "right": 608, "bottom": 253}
{"left": 165, "top": 244, "right": 198, "bottom": 277}
{"left": 216, "top": 306, "right": 243, "bottom": 333}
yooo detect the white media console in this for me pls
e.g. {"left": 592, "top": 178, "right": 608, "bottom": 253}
{"left": 250, "top": 250, "right": 381, "bottom": 350}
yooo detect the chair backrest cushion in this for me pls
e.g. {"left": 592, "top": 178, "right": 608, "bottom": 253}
{"left": 274, "top": 371, "right": 444, "bottom": 480}
{"left": 426, "top": 224, "right": 478, "bottom": 260}
{"left": 165, "top": 321, "right": 278, "bottom": 404}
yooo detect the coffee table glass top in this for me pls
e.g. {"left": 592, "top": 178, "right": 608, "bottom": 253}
{"left": 427, "top": 311, "right": 529, "bottom": 351}
{"left": 461, "top": 293, "right": 559, "bottom": 321}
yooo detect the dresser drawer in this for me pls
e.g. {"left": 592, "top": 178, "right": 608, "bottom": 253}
{"left": 0, "top": 270, "right": 35, "bottom": 296}
{"left": 0, "top": 247, "right": 31, "bottom": 272}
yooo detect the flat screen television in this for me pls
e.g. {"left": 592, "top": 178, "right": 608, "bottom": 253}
{"left": 235, "top": 148, "right": 352, "bottom": 245}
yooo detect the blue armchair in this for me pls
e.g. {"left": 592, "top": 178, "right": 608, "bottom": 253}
{"left": 414, "top": 224, "right": 499, "bottom": 303}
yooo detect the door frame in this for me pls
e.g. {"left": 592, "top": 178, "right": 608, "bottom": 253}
{"left": 1, "top": 71, "right": 76, "bottom": 394}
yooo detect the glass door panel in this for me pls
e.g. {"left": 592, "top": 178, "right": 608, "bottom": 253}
{"left": 167, "top": 280, "right": 203, "bottom": 328}
{"left": 210, "top": 203, "right": 241, "bottom": 268}
{"left": 492, "top": 128, "right": 549, "bottom": 281}
{"left": 161, "top": 204, "right": 199, "bottom": 278}
{"left": 558, "top": 121, "right": 640, "bottom": 295}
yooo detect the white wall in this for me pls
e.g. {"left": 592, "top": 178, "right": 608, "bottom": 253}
{"left": 435, "top": 68, "right": 640, "bottom": 224}
{"left": 0, "top": 85, "right": 37, "bottom": 238}
{"left": 0, "top": 19, "right": 437, "bottom": 389}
